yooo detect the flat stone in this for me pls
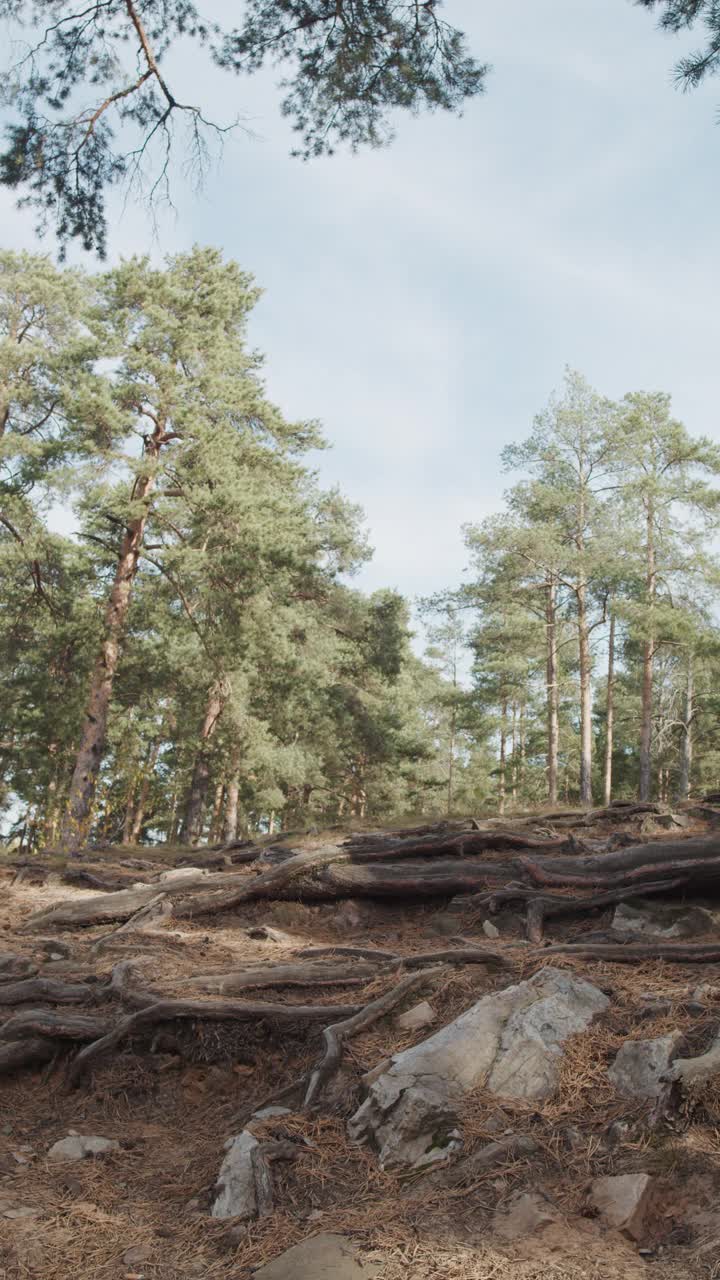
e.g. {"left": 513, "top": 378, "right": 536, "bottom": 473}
{"left": 2, "top": 1206, "right": 42, "bottom": 1219}
{"left": 493, "top": 1191, "right": 558, "bottom": 1241}
{"left": 590, "top": 1172, "right": 656, "bottom": 1241}
{"left": 47, "top": 1135, "right": 119, "bottom": 1163}
{"left": 482, "top": 920, "right": 500, "bottom": 939}
{"left": 612, "top": 900, "right": 716, "bottom": 940}
{"left": 158, "top": 866, "right": 208, "bottom": 881}
{"left": 396, "top": 1001, "right": 436, "bottom": 1032}
{"left": 254, "top": 1233, "right": 382, "bottom": 1280}
{"left": 349, "top": 967, "right": 608, "bottom": 1169}
{"left": 608, "top": 1033, "right": 683, "bottom": 1098}
{"left": 252, "top": 1106, "right": 292, "bottom": 1121}
{"left": 122, "top": 1245, "right": 152, "bottom": 1266}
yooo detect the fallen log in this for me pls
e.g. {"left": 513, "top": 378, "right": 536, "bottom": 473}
{"left": 542, "top": 942, "right": 720, "bottom": 963}
{"left": 185, "top": 961, "right": 379, "bottom": 993}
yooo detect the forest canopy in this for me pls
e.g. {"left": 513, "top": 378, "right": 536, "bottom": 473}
{"left": 2, "top": 251, "right": 719, "bottom": 851}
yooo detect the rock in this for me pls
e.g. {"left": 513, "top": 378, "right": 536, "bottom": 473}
{"left": 253, "top": 1233, "right": 382, "bottom": 1280}
{"left": 47, "top": 1135, "right": 119, "bottom": 1163}
{"left": 122, "top": 1245, "right": 152, "bottom": 1266}
{"left": 211, "top": 1130, "right": 271, "bottom": 1221}
{"left": 590, "top": 1173, "right": 657, "bottom": 1241}
{"left": 252, "top": 1106, "right": 292, "bottom": 1121}
{"left": 428, "top": 912, "right": 459, "bottom": 936}
{"left": 608, "top": 1032, "right": 683, "bottom": 1098}
{"left": 482, "top": 919, "right": 500, "bottom": 939}
{"left": 158, "top": 866, "right": 208, "bottom": 882}
{"left": 348, "top": 966, "right": 608, "bottom": 1169}
{"left": 612, "top": 900, "right": 716, "bottom": 940}
{"left": 396, "top": 1001, "right": 436, "bottom": 1032}
{"left": 2, "top": 1206, "right": 42, "bottom": 1219}
{"left": 493, "top": 1191, "right": 559, "bottom": 1241}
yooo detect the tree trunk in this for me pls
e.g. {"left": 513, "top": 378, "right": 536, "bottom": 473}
{"left": 59, "top": 463, "right": 159, "bottom": 850}
{"left": 130, "top": 739, "right": 160, "bottom": 843}
{"left": 447, "top": 701, "right": 456, "bottom": 815}
{"left": 677, "top": 653, "right": 694, "bottom": 802}
{"left": 603, "top": 613, "right": 615, "bottom": 807}
{"left": 498, "top": 699, "right": 507, "bottom": 816}
{"left": 639, "top": 497, "right": 656, "bottom": 801}
{"left": 209, "top": 781, "right": 225, "bottom": 843}
{"left": 546, "top": 576, "right": 559, "bottom": 805}
{"left": 224, "top": 765, "right": 240, "bottom": 845}
{"left": 577, "top": 581, "right": 593, "bottom": 806}
{"left": 180, "top": 686, "right": 225, "bottom": 845}
{"left": 510, "top": 701, "right": 518, "bottom": 804}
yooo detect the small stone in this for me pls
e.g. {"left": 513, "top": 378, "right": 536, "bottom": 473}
{"left": 185, "top": 1198, "right": 201, "bottom": 1213}
{"left": 253, "top": 1233, "right": 381, "bottom": 1280}
{"left": 211, "top": 1130, "right": 262, "bottom": 1220}
{"left": 159, "top": 866, "right": 208, "bottom": 882}
{"left": 608, "top": 1033, "right": 683, "bottom": 1099}
{"left": 2, "top": 1207, "right": 41, "bottom": 1219}
{"left": 47, "top": 1135, "right": 119, "bottom": 1163}
{"left": 252, "top": 1106, "right": 292, "bottom": 1121}
{"left": 493, "top": 1192, "right": 558, "bottom": 1241}
{"left": 396, "top": 1001, "right": 436, "bottom": 1032}
{"left": 590, "top": 1172, "right": 656, "bottom": 1241}
{"left": 122, "top": 1246, "right": 151, "bottom": 1266}
{"left": 606, "top": 1120, "right": 630, "bottom": 1146}
{"left": 482, "top": 920, "right": 500, "bottom": 939}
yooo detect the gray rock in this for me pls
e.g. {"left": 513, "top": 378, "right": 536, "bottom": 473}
{"left": 482, "top": 920, "right": 500, "bottom": 939}
{"left": 252, "top": 1106, "right": 292, "bottom": 1121}
{"left": 47, "top": 1135, "right": 119, "bottom": 1163}
{"left": 608, "top": 1032, "right": 683, "bottom": 1098}
{"left": 395, "top": 1001, "right": 436, "bottom": 1032}
{"left": 253, "top": 1233, "right": 382, "bottom": 1280}
{"left": 590, "top": 1173, "right": 656, "bottom": 1241}
{"left": 612, "top": 900, "right": 716, "bottom": 940}
{"left": 158, "top": 866, "right": 208, "bottom": 882}
{"left": 211, "top": 1131, "right": 266, "bottom": 1221}
{"left": 493, "top": 1191, "right": 558, "bottom": 1241}
{"left": 348, "top": 967, "right": 608, "bottom": 1169}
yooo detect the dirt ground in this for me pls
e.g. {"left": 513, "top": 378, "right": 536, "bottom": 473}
{"left": 1, "top": 820, "right": 720, "bottom": 1280}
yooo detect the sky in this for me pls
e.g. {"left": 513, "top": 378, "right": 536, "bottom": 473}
{"left": 2, "top": 0, "right": 719, "bottom": 607}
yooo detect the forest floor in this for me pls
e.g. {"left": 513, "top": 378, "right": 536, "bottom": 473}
{"left": 1, "top": 811, "right": 720, "bottom": 1279}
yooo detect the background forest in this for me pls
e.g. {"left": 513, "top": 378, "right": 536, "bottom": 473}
{"left": 2, "top": 248, "right": 720, "bottom": 851}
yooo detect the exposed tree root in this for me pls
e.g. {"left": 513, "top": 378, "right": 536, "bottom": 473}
{"left": 185, "top": 961, "right": 379, "bottom": 993}
{"left": 68, "top": 995, "right": 363, "bottom": 1085}
{"left": 303, "top": 968, "right": 442, "bottom": 1107}
{"left": 542, "top": 942, "right": 720, "bottom": 962}
{"left": 0, "top": 1009, "right": 112, "bottom": 1043}
{"left": 0, "top": 978, "right": 98, "bottom": 1006}
{"left": 0, "top": 1038, "right": 57, "bottom": 1073}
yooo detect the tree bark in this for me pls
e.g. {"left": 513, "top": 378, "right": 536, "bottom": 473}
{"left": 639, "top": 496, "right": 656, "bottom": 801}
{"left": 224, "top": 764, "right": 240, "bottom": 845}
{"left": 130, "top": 738, "right": 160, "bottom": 843}
{"left": 603, "top": 612, "right": 616, "bottom": 807}
{"left": 577, "top": 579, "right": 593, "bottom": 806}
{"left": 59, "top": 450, "right": 161, "bottom": 850}
{"left": 180, "top": 685, "right": 225, "bottom": 845}
{"left": 546, "top": 576, "right": 559, "bottom": 805}
{"left": 498, "top": 699, "right": 507, "bottom": 815}
{"left": 677, "top": 653, "right": 694, "bottom": 802}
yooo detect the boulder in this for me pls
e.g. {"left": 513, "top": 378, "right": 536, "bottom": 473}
{"left": 590, "top": 1173, "right": 656, "bottom": 1241}
{"left": 493, "top": 1191, "right": 559, "bottom": 1241}
{"left": 47, "top": 1135, "right": 119, "bottom": 1163}
{"left": 612, "top": 900, "right": 716, "bottom": 940}
{"left": 253, "top": 1233, "right": 382, "bottom": 1280}
{"left": 396, "top": 1001, "right": 436, "bottom": 1032}
{"left": 211, "top": 1131, "right": 269, "bottom": 1221}
{"left": 608, "top": 1032, "right": 683, "bottom": 1099}
{"left": 348, "top": 966, "right": 608, "bottom": 1169}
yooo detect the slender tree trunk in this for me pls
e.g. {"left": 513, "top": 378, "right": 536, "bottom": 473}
{"left": 577, "top": 581, "right": 593, "bottom": 806}
{"left": 519, "top": 700, "right": 526, "bottom": 791}
{"left": 639, "top": 499, "right": 656, "bottom": 801}
{"left": 511, "top": 701, "right": 518, "bottom": 804}
{"left": 130, "top": 738, "right": 160, "bottom": 843}
{"left": 209, "top": 781, "right": 224, "bottom": 843}
{"left": 498, "top": 699, "right": 507, "bottom": 816}
{"left": 546, "top": 577, "right": 559, "bottom": 805}
{"left": 447, "top": 702, "right": 456, "bottom": 815}
{"left": 224, "top": 762, "right": 240, "bottom": 844}
{"left": 122, "top": 786, "right": 136, "bottom": 845}
{"left": 59, "top": 451, "right": 161, "bottom": 850}
{"left": 677, "top": 653, "right": 694, "bottom": 801}
{"left": 603, "top": 613, "right": 616, "bottom": 807}
{"left": 180, "top": 685, "right": 225, "bottom": 845}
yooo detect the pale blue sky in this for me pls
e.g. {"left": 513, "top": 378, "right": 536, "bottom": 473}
{"left": 2, "top": 1, "right": 718, "bottom": 602}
